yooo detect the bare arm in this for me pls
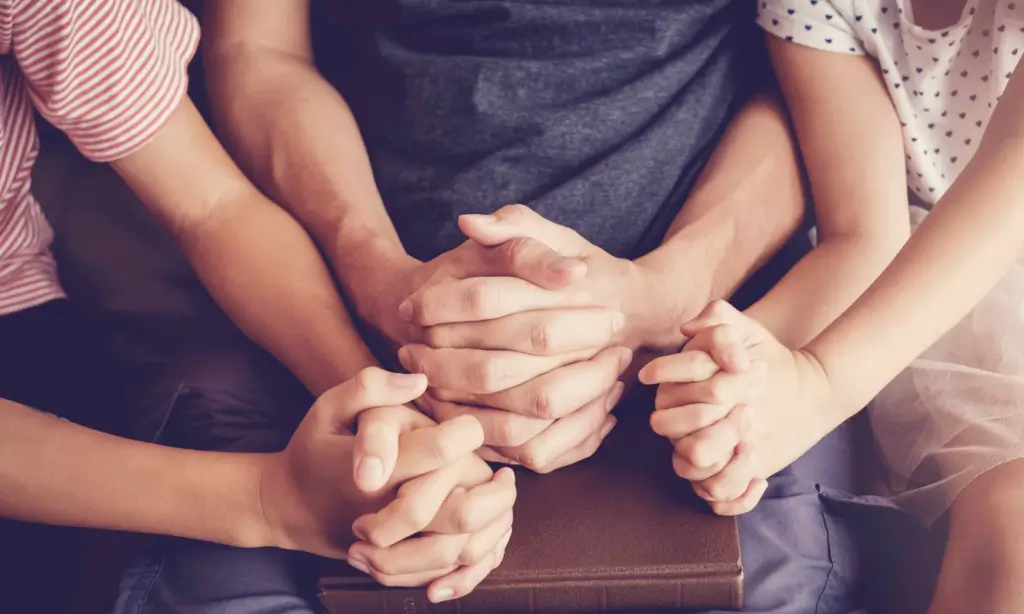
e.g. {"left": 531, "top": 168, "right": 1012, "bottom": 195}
{"left": 202, "top": 0, "right": 411, "bottom": 332}
{"left": 742, "top": 38, "right": 911, "bottom": 348}
{"left": 808, "top": 65, "right": 1024, "bottom": 420}
{"left": 111, "top": 97, "right": 375, "bottom": 395}
{"left": 633, "top": 91, "right": 807, "bottom": 349}
{"left": 0, "top": 400, "right": 266, "bottom": 545}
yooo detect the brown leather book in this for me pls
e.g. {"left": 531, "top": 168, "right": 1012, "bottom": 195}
{"left": 318, "top": 402, "right": 743, "bottom": 613}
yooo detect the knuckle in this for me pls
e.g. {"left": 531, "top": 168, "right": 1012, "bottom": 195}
{"left": 472, "top": 359, "right": 509, "bottom": 394}
{"left": 364, "top": 525, "right": 391, "bottom": 549}
{"left": 499, "top": 203, "right": 532, "bottom": 220}
{"left": 435, "top": 541, "right": 463, "bottom": 568}
{"left": 709, "top": 326, "right": 733, "bottom": 349}
{"left": 686, "top": 437, "right": 716, "bottom": 468}
{"left": 369, "top": 554, "right": 401, "bottom": 576}
{"left": 705, "top": 378, "right": 731, "bottom": 405}
{"left": 706, "top": 299, "right": 732, "bottom": 319}
{"left": 496, "top": 418, "right": 530, "bottom": 448}
{"left": 429, "top": 427, "right": 465, "bottom": 461}
{"left": 458, "top": 541, "right": 488, "bottom": 566}
{"left": 463, "top": 281, "right": 499, "bottom": 317}
{"left": 528, "top": 323, "right": 553, "bottom": 354}
{"left": 515, "top": 445, "right": 542, "bottom": 471}
{"left": 529, "top": 388, "right": 556, "bottom": 419}
{"left": 354, "top": 367, "right": 388, "bottom": 394}
{"left": 397, "top": 499, "right": 434, "bottom": 532}
{"left": 374, "top": 572, "right": 405, "bottom": 587}
{"left": 501, "top": 236, "right": 535, "bottom": 270}
{"left": 452, "top": 509, "right": 480, "bottom": 534}
{"left": 704, "top": 481, "right": 728, "bottom": 502}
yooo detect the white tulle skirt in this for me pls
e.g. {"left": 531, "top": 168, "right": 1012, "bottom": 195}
{"left": 868, "top": 207, "right": 1024, "bottom": 526}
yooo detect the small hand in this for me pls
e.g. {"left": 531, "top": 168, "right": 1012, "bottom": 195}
{"left": 257, "top": 367, "right": 516, "bottom": 602}
{"left": 638, "top": 300, "right": 835, "bottom": 515}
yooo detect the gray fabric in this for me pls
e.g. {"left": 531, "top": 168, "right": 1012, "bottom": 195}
{"left": 315, "top": 0, "right": 765, "bottom": 261}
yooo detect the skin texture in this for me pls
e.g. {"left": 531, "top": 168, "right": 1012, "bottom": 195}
{"left": 202, "top": 0, "right": 808, "bottom": 475}
{"left": 2, "top": 16, "right": 515, "bottom": 603}
{"left": 642, "top": 21, "right": 1024, "bottom": 614}
{"left": 0, "top": 367, "right": 515, "bottom": 601}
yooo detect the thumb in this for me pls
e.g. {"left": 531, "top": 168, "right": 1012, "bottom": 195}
{"left": 352, "top": 405, "right": 432, "bottom": 493}
{"left": 459, "top": 204, "right": 587, "bottom": 255}
{"left": 316, "top": 368, "right": 428, "bottom": 432}
{"left": 314, "top": 368, "right": 429, "bottom": 492}
{"left": 680, "top": 300, "right": 744, "bottom": 338}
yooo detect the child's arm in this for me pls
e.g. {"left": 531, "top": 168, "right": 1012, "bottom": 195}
{"left": 744, "top": 36, "right": 911, "bottom": 348}
{"left": 806, "top": 65, "right": 1024, "bottom": 420}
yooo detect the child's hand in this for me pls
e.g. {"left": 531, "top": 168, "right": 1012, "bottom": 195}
{"left": 638, "top": 301, "right": 836, "bottom": 516}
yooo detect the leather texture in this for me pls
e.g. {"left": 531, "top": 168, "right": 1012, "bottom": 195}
{"left": 318, "top": 400, "right": 743, "bottom": 613}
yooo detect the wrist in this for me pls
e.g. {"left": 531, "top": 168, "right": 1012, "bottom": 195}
{"left": 211, "top": 453, "right": 278, "bottom": 550}
{"left": 625, "top": 256, "right": 711, "bottom": 353}
{"left": 331, "top": 238, "right": 420, "bottom": 335}
{"left": 793, "top": 348, "right": 850, "bottom": 434}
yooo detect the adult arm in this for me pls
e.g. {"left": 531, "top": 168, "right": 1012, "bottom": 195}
{"left": 202, "top": 0, "right": 414, "bottom": 335}
{"left": 742, "top": 38, "right": 911, "bottom": 348}
{"left": 630, "top": 91, "right": 808, "bottom": 350}
{"left": 14, "top": 0, "right": 373, "bottom": 396}
{"left": 111, "top": 99, "right": 375, "bottom": 395}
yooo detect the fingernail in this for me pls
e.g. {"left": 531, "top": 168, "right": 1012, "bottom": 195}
{"left": 497, "top": 466, "right": 517, "bottom": 484}
{"left": 471, "top": 214, "right": 498, "bottom": 225}
{"left": 396, "top": 346, "right": 411, "bottom": 365}
{"left": 606, "top": 382, "right": 625, "bottom": 411}
{"left": 398, "top": 300, "right": 413, "bottom": 321}
{"left": 390, "top": 371, "right": 424, "bottom": 388}
{"left": 355, "top": 457, "right": 385, "bottom": 491}
{"left": 348, "top": 555, "right": 370, "bottom": 575}
{"left": 547, "top": 256, "right": 582, "bottom": 274}
{"left": 619, "top": 348, "right": 634, "bottom": 370}
{"left": 431, "top": 587, "right": 456, "bottom": 603}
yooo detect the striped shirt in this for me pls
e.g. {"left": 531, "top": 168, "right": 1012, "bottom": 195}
{"left": 0, "top": 0, "right": 199, "bottom": 316}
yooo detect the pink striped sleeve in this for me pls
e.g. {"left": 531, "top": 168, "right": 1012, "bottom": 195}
{"left": 8, "top": 0, "right": 200, "bottom": 162}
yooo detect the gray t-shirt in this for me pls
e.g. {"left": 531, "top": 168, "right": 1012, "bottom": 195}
{"left": 315, "top": 0, "right": 766, "bottom": 261}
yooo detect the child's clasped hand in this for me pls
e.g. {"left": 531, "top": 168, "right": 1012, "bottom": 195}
{"left": 639, "top": 300, "right": 837, "bottom": 516}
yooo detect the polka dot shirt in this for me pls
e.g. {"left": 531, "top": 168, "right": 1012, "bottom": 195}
{"left": 758, "top": 1, "right": 1023, "bottom": 204}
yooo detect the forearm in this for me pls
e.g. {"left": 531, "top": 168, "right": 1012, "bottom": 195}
{"left": 804, "top": 67, "right": 1024, "bottom": 421}
{"left": 634, "top": 94, "right": 805, "bottom": 348}
{"left": 0, "top": 399, "right": 269, "bottom": 547}
{"left": 204, "top": 44, "right": 413, "bottom": 321}
{"left": 174, "top": 191, "right": 378, "bottom": 394}
{"left": 808, "top": 147, "right": 1024, "bottom": 420}
{"left": 744, "top": 234, "right": 905, "bottom": 348}
{"left": 112, "top": 99, "right": 377, "bottom": 396}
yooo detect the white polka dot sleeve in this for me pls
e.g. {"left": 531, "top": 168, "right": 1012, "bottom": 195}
{"left": 758, "top": 1, "right": 865, "bottom": 56}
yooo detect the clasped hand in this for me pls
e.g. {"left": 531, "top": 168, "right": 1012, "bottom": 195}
{"left": 639, "top": 300, "right": 836, "bottom": 515}
{"left": 258, "top": 367, "right": 515, "bottom": 603}
{"left": 373, "top": 205, "right": 654, "bottom": 472}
